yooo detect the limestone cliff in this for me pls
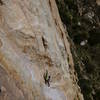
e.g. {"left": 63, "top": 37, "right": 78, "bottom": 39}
{"left": 0, "top": 0, "right": 83, "bottom": 100}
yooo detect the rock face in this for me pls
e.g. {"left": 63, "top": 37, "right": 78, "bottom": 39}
{"left": 96, "top": 0, "right": 100, "bottom": 5}
{"left": 0, "top": 0, "right": 83, "bottom": 100}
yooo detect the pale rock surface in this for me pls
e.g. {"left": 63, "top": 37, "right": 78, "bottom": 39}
{"left": 96, "top": 0, "right": 100, "bottom": 5}
{"left": 0, "top": 0, "right": 83, "bottom": 100}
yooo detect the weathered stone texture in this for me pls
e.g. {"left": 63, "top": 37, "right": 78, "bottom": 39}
{"left": 0, "top": 0, "right": 83, "bottom": 100}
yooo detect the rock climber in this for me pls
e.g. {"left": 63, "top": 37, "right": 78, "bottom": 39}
{"left": 43, "top": 70, "right": 51, "bottom": 87}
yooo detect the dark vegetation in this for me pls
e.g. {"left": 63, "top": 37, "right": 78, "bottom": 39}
{"left": 56, "top": 0, "right": 100, "bottom": 100}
